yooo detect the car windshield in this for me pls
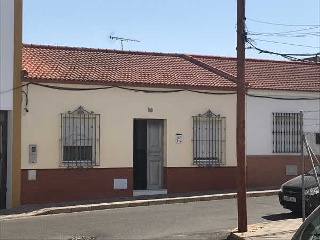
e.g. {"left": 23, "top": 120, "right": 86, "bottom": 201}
{"left": 307, "top": 166, "right": 320, "bottom": 175}
{"left": 295, "top": 206, "right": 320, "bottom": 240}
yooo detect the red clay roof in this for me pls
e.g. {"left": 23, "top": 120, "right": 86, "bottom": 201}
{"left": 22, "top": 44, "right": 235, "bottom": 90}
{"left": 191, "top": 54, "right": 320, "bottom": 92}
{"left": 22, "top": 44, "right": 320, "bottom": 92}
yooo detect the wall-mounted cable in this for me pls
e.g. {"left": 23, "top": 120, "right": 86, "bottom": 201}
{"left": 21, "top": 84, "right": 29, "bottom": 113}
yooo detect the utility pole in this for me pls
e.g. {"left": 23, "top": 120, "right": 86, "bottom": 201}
{"left": 236, "top": 0, "right": 247, "bottom": 233}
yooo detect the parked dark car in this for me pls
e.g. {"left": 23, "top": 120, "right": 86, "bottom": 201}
{"left": 279, "top": 166, "right": 320, "bottom": 216}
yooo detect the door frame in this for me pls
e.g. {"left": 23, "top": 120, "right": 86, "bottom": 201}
{"left": 0, "top": 111, "right": 8, "bottom": 209}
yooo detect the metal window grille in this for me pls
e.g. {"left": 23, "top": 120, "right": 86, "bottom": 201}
{"left": 61, "top": 106, "right": 100, "bottom": 168}
{"left": 272, "top": 112, "right": 301, "bottom": 153}
{"left": 192, "top": 110, "right": 226, "bottom": 166}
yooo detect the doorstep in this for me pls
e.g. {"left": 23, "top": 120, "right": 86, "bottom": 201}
{"left": 133, "top": 189, "right": 168, "bottom": 196}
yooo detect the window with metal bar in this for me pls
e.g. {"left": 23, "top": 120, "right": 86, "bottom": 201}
{"left": 192, "top": 110, "right": 226, "bottom": 166}
{"left": 272, "top": 112, "right": 301, "bottom": 153}
{"left": 61, "top": 106, "right": 100, "bottom": 167}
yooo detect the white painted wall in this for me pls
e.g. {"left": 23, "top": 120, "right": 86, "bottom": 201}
{"left": 0, "top": 0, "right": 15, "bottom": 209}
{"left": 21, "top": 84, "right": 237, "bottom": 169}
{"left": 247, "top": 89, "right": 320, "bottom": 155}
{"left": 0, "top": 0, "right": 14, "bottom": 110}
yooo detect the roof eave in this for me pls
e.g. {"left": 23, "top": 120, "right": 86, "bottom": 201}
{"left": 22, "top": 77, "right": 237, "bottom": 92}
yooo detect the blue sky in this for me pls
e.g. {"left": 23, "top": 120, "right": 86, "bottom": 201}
{"left": 23, "top": 0, "right": 320, "bottom": 60}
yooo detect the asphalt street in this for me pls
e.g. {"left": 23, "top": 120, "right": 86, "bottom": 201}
{"left": 0, "top": 195, "right": 297, "bottom": 240}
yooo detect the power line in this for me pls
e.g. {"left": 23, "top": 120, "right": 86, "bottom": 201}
{"left": 25, "top": 82, "right": 238, "bottom": 95}
{"left": 248, "top": 32, "right": 320, "bottom": 38}
{"left": 251, "top": 38, "right": 320, "bottom": 49}
{"left": 247, "top": 18, "right": 320, "bottom": 27}
{"left": 246, "top": 93, "right": 320, "bottom": 101}
{"left": 248, "top": 28, "right": 320, "bottom": 38}
{"left": 247, "top": 26, "right": 320, "bottom": 39}
{"left": 3, "top": 82, "right": 320, "bottom": 102}
{"left": 0, "top": 83, "right": 30, "bottom": 94}
{"left": 245, "top": 20, "right": 320, "bottom": 60}
{"left": 249, "top": 26, "right": 319, "bottom": 35}
{"left": 246, "top": 40, "right": 320, "bottom": 61}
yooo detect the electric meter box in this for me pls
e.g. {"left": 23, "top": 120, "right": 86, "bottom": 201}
{"left": 29, "top": 144, "right": 37, "bottom": 164}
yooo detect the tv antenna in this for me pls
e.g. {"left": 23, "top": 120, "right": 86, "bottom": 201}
{"left": 109, "top": 35, "right": 140, "bottom": 50}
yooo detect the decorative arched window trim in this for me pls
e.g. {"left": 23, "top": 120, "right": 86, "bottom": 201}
{"left": 60, "top": 106, "right": 100, "bottom": 168}
{"left": 192, "top": 110, "right": 226, "bottom": 167}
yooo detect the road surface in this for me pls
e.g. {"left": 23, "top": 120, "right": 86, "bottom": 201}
{"left": 0, "top": 195, "right": 296, "bottom": 240}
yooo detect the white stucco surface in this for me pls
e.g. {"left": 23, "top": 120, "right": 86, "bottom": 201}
{"left": 0, "top": 0, "right": 14, "bottom": 110}
{"left": 0, "top": 0, "right": 16, "bottom": 209}
{"left": 247, "top": 89, "right": 320, "bottom": 155}
{"left": 21, "top": 84, "right": 237, "bottom": 169}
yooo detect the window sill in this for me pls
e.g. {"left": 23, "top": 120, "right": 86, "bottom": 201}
{"left": 272, "top": 152, "right": 301, "bottom": 155}
{"left": 192, "top": 162, "right": 224, "bottom": 167}
{"left": 60, "top": 161, "right": 100, "bottom": 169}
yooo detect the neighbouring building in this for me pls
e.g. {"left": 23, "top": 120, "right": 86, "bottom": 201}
{"left": 0, "top": 0, "right": 22, "bottom": 209}
{"left": 20, "top": 44, "right": 320, "bottom": 205}
{"left": 193, "top": 55, "right": 320, "bottom": 187}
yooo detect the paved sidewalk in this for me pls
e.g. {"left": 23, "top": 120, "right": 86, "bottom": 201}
{"left": 0, "top": 189, "right": 279, "bottom": 220}
{"left": 228, "top": 218, "right": 302, "bottom": 240}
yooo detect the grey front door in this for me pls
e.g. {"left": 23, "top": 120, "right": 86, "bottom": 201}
{"left": 147, "top": 120, "right": 163, "bottom": 190}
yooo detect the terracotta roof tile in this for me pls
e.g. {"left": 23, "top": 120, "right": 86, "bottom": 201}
{"left": 191, "top": 54, "right": 320, "bottom": 92}
{"left": 22, "top": 44, "right": 320, "bottom": 92}
{"left": 22, "top": 44, "right": 235, "bottom": 90}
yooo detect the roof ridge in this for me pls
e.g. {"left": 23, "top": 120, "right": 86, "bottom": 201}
{"left": 22, "top": 43, "right": 183, "bottom": 58}
{"left": 180, "top": 55, "right": 237, "bottom": 83}
{"left": 23, "top": 44, "right": 319, "bottom": 66}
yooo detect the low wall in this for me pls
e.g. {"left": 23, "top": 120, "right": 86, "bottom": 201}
{"left": 21, "top": 168, "right": 133, "bottom": 205}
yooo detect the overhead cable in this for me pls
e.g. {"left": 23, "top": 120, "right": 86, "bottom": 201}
{"left": 246, "top": 18, "right": 320, "bottom": 27}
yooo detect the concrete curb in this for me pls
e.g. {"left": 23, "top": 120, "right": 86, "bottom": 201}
{"left": 227, "top": 218, "right": 302, "bottom": 240}
{"left": 227, "top": 232, "right": 244, "bottom": 240}
{"left": 0, "top": 190, "right": 279, "bottom": 220}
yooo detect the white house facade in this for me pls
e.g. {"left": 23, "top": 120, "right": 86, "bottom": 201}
{"left": 20, "top": 44, "right": 239, "bottom": 204}
{"left": 19, "top": 44, "right": 320, "bottom": 205}
{"left": 246, "top": 89, "right": 320, "bottom": 187}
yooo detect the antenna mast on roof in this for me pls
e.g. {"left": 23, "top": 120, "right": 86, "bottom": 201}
{"left": 109, "top": 35, "right": 140, "bottom": 50}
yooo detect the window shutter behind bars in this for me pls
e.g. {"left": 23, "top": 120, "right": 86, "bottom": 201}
{"left": 61, "top": 106, "right": 100, "bottom": 168}
{"left": 272, "top": 112, "right": 301, "bottom": 153}
{"left": 192, "top": 110, "right": 226, "bottom": 166}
